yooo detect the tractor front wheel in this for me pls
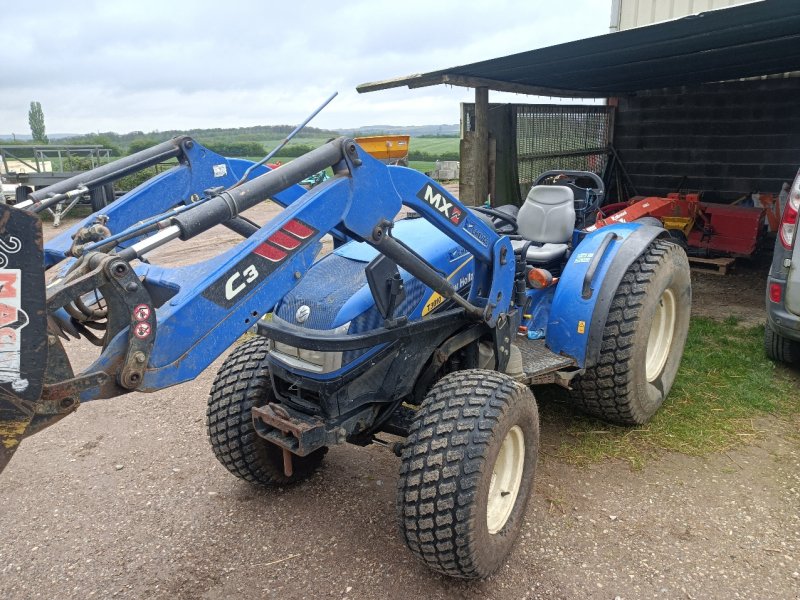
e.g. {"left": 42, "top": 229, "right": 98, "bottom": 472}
{"left": 14, "top": 186, "right": 32, "bottom": 205}
{"left": 89, "top": 187, "right": 107, "bottom": 212}
{"left": 397, "top": 370, "right": 539, "bottom": 579}
{"left": 207, "top": 337, "right": 327, "bottom": 486}
{"left": 568, "top": 239, "right": 691, "bottom": 425}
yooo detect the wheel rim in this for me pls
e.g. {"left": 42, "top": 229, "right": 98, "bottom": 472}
{"left": 645, "top": 288, "right": 677, "bottom": 382}
{"left": 486, "top": 425, "right": 525, "bottom": 534}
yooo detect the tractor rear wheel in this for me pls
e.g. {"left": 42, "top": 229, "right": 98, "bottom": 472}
{"left": 568, "top": 239, "right": 691, "bottom": 425}
{"left": 667, "top": 229, "right": 689, "bottom": 250}
{"left": 397, "top": 370, "right": 539, "bottom": 579}
{"left": 764, "top": 323, "right": 800, "bottom": 364}
{"left": 207, "top": 337, "right": 327, "bottom": 486}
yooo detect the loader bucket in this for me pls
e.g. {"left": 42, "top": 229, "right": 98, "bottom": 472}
{"left": 0, "top": 203, "right": 48, "bottom": 473}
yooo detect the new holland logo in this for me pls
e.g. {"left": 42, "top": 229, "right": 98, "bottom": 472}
{"left": 295, "top": 305, "right": 311, "bottom": 323}
{"left": 417, "top": 184, "right": 465, "bottom": 225}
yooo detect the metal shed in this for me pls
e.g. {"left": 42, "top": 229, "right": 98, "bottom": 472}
{"left": 358, "top": 0, "right": 800, "bottom": 206}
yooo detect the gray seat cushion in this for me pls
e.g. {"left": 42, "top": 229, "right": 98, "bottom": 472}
{"left": 511, "top": 240, "right": 569, "bottom": 264}
{"left": 517, "top": 185, "right": 576, "bottom": 244}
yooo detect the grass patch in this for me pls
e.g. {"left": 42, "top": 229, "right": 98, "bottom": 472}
{"left": 407, "top": 160, "right": 437, "bottom": 174}
{"left": 541, "top": 317, "right": 799, "bottom": 468}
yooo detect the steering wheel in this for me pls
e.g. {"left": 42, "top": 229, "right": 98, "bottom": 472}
{"left": 550, "top": 172, "right": 579, "bottom": 186}
{"left": 472, "top": 206, "right": 518, "bottom": 234}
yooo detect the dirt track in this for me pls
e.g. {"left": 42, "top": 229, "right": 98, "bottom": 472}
{"left": 1, "top": 206, "right": 798, "bottom": 599}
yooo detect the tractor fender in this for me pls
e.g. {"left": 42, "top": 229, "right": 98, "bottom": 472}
{"left": 546, "top": 224, "right": 667, "bottom": 368}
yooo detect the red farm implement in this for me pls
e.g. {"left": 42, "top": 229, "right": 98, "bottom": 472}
{"left": 589, "top": 192, "right": 766, "bottom": 257}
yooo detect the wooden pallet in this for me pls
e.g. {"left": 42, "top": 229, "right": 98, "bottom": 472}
{"left": 688, "top": 256, "right": 736, "bottom": 275}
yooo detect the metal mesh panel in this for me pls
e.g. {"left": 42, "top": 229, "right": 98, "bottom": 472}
{"left": 463, "top": 103, "right": 613, "bottom": 200}
{"left": 515, "top": 105, "right": 612, "bottom": 195}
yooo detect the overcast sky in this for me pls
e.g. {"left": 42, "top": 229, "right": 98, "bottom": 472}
{"left": 1, "top": 0, "right": 610, "bottom": 135}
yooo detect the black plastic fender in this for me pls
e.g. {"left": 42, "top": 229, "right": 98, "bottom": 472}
{"left": 546, "top": 224, "right": 667, "bottom": 368}
{"left": 584, "top": 225, "right": 669, "bottom": 368}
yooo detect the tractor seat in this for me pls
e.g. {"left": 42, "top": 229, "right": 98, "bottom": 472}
{"left": 512, "top": 185, "right": 576, "bottom": 264}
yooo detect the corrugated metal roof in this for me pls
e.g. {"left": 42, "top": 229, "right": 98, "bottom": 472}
{"left": 358, "top": 1, "right": 800, "bottom": 98}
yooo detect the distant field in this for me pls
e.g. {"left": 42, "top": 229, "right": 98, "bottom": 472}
{"left": 258, "top": 136, "right": 332, "bottom": 150}
{"left": 251, "top": 135, "right": 458, "bottom": 175}
{"left": 261, "top": 157, "right": 439, "bottom": 176}
{"left": 257, "top": 135, "right": 459, "bottom": 158}
{"left": 410, "top": 137, "right": 460, "bottom": 155}
{"left": 407, "top": 160, "right": 437, "bottom": 173}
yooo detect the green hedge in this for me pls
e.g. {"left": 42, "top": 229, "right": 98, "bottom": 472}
{"left": 205, "top": 141, "right": 266, "bottom": 157}
{"left": 408, "top": 150, "right": 459, "bottom": 162}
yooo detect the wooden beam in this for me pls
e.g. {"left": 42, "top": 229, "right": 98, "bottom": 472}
{"left": 356, "top": 73, "right": 445, "bottom": 93}
{"left": 357, "top": 72, "right": 611, "bottom": 99}
{"left": 517, "top": 147, "right": 610, "bottom": 160}
{"left": 439, "top": 74, "right": 606, "bottom": 99}
{"left": 472, "top": 87, "right": 490, "bottom": 207}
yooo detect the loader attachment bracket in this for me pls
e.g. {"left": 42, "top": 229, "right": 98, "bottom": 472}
{"left": 0, "top": 204, "right": 48, "bottom": 471}
{"left": 0, "top": 202, "right": 160, "bottom": 472}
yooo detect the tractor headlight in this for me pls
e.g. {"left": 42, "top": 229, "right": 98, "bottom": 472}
{"left": 268, "top": 322, "right": 350, "bottom": 374}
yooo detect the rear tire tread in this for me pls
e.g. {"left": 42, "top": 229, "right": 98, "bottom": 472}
{"left": 569, "top": 239, "right": 688, "bottom": 424}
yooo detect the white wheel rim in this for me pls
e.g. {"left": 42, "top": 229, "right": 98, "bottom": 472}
{"left": 486, "top": 425, "right": 525, "bottom": 534}
{"left": 645, "top": 288, "right": 677, "bottom": 382}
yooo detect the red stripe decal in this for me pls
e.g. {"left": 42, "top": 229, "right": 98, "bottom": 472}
{"left": 268, "top": 230, "right": 301, "bottom": 250}
{"left": 253, "top": 243, "right": 287, "bottom": 262}
{"left": 283, "top": 219, "right": 314, "bottom": 239}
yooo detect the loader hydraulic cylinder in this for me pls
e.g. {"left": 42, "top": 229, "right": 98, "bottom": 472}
{"left": 171, "top": 138, "right": 349, "bottom": 241}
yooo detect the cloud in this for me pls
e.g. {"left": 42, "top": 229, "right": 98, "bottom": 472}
{"left": 0, "top": 0, "right": 609, "bottom": 134}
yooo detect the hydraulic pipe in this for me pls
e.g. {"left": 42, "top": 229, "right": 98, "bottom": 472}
{"left": 231, "top": 91, "right": 338, "bottom": 189}
{"left": 116, "top": 138, "right": 350, "bottom": 261}
{"left": 81, "top": 197, "right": 211, "bottom": 255}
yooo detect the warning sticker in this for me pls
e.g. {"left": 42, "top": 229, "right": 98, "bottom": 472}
{"left": 134, "top": 304, "right": 151, "bottom": 321}
{"left": 133, "top": 322, "right": 152, "bottom": 340}
{"left": 0, "top": 270, "right": 30, "bottom": 392}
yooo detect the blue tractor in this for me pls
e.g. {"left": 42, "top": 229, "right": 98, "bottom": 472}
{"left": 0, "top": 136, "right": 690, "bottom": 579}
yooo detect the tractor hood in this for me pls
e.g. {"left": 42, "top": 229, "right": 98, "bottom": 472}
{"left": 273, "top": 217, "right": 467, "bottom": 333}
{"left": 332, "top": 217, "right": 455, "bottom": 263}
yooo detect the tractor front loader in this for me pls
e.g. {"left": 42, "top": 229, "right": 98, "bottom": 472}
{"left": 0, "top": 134, "right": 690, "bottom": 578}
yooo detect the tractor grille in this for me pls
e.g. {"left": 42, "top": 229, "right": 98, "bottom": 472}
{"left": 274, "top": 254, "right": 428, "bottom": 370}
{"left": 342, "top": 277, "right": 427, "bottom": 365}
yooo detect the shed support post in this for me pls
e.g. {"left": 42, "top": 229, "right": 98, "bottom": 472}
{"left": 471, "top": 86, "right": 489, "bottom": 207}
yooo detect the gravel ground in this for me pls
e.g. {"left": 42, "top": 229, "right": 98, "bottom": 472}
{"left": 1, "top": 204, "right": 798, "bottom": 599}
{"left": 1, "top": 380, "right": 797, "bottom": 599}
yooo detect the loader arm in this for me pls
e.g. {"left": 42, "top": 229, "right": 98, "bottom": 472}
{"left": 0, "top": 137, "right": 513, "bottom": 473}
{"left": 36, "top": 136, "right": 348, "bottom": 268}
